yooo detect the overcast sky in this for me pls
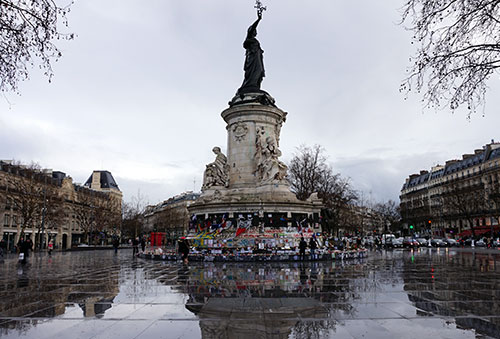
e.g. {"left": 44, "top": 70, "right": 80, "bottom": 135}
{"left": 1, "top": 0, "right": 500, "bottom": 207}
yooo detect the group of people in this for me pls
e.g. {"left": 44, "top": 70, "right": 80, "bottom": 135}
{"left": 132, "top": 237, "right": 146, "bottom": 256}
{"left": 298, "top": 236, "right": 318, "bottom": 260}
{"left": 17, "top": 237, "right": 33, "bottom": 264}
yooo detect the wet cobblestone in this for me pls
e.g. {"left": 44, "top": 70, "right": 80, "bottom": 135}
{"left": 0, "top": 248, "right": 499, "bottom": 338}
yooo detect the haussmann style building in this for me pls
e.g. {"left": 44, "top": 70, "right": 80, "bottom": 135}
{"left": 143, "top": 191, "right": 200, "bottom": 244}
{"left": 400, "top": 141, "right": 500, "bottom": 238}
{"left": 0, "top": 161, "right": 122, "bottom": 252}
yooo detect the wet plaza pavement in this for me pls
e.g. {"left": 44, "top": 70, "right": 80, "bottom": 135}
{"left": 0, "top": 248, "right": 499, "bottom": 339}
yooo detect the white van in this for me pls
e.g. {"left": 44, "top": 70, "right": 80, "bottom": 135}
{"left": 381, "top": 234, "right": 395, "bottom": 246}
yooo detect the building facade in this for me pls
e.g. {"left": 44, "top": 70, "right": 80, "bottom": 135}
{"left": 400, "top": 142, "right": 500, "bottom": 237}
{"left": 143, "top": 191, "right": 199, "bottom": 243}
{"left": 0, "top": 162, "right": 122, "bottom": 252}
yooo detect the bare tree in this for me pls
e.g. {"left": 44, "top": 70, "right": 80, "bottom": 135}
{"left": 288, "top": 144, "right": 358, "bottom": 235}
{"left": 34, "top": 184, "right": 64, "bottom": 249}
{"left": 5, "top": 162, "right": 44, "bottom": 240}
{"left": 373, "top": 200, "right": 401, "bottom": 233}
{"left": 93, "top": 197, "right": 121, "bottom": 244}
{"left": 0, "top": 0, "right": 74, "bottom": 92}
{"left": 486, "top": 180, "right": 500, "bottom": 226}
{"left": 442, "top": 182, "right": 487, "bottom": 237}
{"left": 121, "top": 192, "right": 147, "bottom": 239}
{"left": 401, "top": 1, "right": 500, "bottom": 116}
{"left": 73, "top": 191, "right": 96, "bottom": 245}
{"left": 289, "top": 145, "right": 327, "bottom": 200}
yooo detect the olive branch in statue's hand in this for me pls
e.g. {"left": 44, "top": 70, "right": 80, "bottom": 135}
{"left": 254, "top": 0, "right": 266, "bottom": 17}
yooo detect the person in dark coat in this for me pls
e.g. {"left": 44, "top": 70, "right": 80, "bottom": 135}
{"left": 112, "top": 238, "right": 120, "bottom": 254}
{"left": 18, "top": 238, "right": 31, "bottom": 264}
{"left": 309, "top": 236, "right": 317, "bottom": 260}
{"left": 132, "top": 237, "right": 139, "bottom": 256}
{"left": 299, "top": 237, "right": 307, "bottom": 261}
{"left": 178, "top": 237, "right": 190, "bottom": 264}
{"left": 140, "top": 237, "right": 146, "bottom": 253}
{"left": 0, "top": 239, "right": 6, "bottom": 257}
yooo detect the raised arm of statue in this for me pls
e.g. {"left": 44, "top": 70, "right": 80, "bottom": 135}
{"left": 246, "top": 16, "right": 261, "bottom": 40}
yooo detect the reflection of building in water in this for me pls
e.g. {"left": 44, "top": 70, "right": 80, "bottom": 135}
{"left": 0, "top": 261, "right": 119, "bottom": 333}
{"left": 403, "top": 250, "right": 500, "bottom": 338}
{"left": 164, "top": 260, "right": 370, "bottom": 339}
{"left": 192, "top": 298, "right": 327, "bottom": 339}
{"left": 78, "top": 296, "right": 115, "bottom": 318}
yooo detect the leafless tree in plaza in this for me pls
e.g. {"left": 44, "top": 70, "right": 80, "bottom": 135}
{"left": 373, "top": 200, "right": 401, "bottom": 233}
{"left": 401, "top": 1, "right": 500, "bottom": 117}
{"left": 33, "top": 184, "right": 64, "bottom": 248}
{"left": 4, "top": 162, "right": 44, "bottom": 240}
{"left": 0, "top": 0, "right": 74, "bottom": 92}
{"left": 288, "top": 144, "right": 358, "bottom": 234}
{"left": 121, "top": 192, "right": 147, "bottom": 239}
{"left": 288, "top": 145, "right": 328, "bottom": 200}
{"left": 74, "top": 191, "right": 97, "bottom": 245}
{"left": 442, "top": 181, "right": 487, "bottom": 237}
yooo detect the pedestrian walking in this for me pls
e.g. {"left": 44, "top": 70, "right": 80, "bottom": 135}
{"left": 140, "top": 237, "right": 146, "bottom": 253}
{"left": 113, "top": 238, "right": 120, "bottom": 254}
{"left": 17, "top": 237, "right": 31, "bottom": 264}
{"left": 178, "top": 237, "right": 190, "bottom": 264}
{"left": 25, "top": 238, "right": 33, "bottom": 258}
{"left": 309, "top": 236, "right": 317, "bottom": 260}
{"left": 0, "top": 239, "right": 6, "bottom": 257}
{"left": 299, "top": 237, "right": 307, "bottom": 261}
{"left": 132, "top": 238, "right": 139, "bottom": 256}
{"left": 47, "top": 240, "right": 54, "bottom": 256}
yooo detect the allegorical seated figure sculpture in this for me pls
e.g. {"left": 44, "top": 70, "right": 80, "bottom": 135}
{"left": 255, "top": 132, "right": 288, "bottom": 184}
{"left": 202, "top": 147, "right": 229, "bottom": 190}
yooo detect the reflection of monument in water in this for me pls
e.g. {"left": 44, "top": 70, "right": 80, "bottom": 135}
{"left": 180, "top": 261, "right": 361, "bottom": 339}
{"left": 188, "top": 5, "right": 322, "bottom": 231}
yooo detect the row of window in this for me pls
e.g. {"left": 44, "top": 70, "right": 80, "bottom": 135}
{"left": 404, "top": 162, "right": 500, "bottom": 192}
{"left": 2, "top": 213, "right": 83, "bottom": 230}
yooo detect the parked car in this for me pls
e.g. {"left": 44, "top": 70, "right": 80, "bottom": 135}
{"left": 403, "top": 237, "right": 419, "bottom": 248}
{"left": 415, "top": 238, "right": 429, "bottom": 247}
{"left": 475, "top": 238, "right": 487, "bottom": 247}
{"left": 443, "top": 238, "right": 458, "bottom": 247}
{"left": 392, "top": 237, "right": 404, "bottom": 248}
{"left": 382, "top": 234, "right": 396, "bottom": 247}
{"left": 458, "top": 238, "right": 473, "bottom": 247}
{"left": 430, "top": 238, "right": 447, "bottom": 247}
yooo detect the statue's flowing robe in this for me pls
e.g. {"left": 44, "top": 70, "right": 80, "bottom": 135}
{"left": 238, "top": 37, "right": 265, "bottom": 94}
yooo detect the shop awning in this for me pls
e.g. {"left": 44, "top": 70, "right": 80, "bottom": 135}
{"left": 458, "top": 226, "right": 500, "bottom": 237}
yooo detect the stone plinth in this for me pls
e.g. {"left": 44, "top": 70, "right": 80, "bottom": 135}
{"left": 189, "top": 101, "right": 322, "bottom": 221}
{"left": 222, "top": 103, "right": 287, "bottom": 189}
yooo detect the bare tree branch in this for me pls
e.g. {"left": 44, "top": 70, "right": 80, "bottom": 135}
{"left": 401, "top": 0, "right": 500, "bottom": 117}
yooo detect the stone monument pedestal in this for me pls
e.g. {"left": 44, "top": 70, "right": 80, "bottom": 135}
{"left": 188, "top": 101, "right": 322, "bottom": 231}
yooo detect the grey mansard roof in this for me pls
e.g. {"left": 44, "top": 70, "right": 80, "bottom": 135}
{"left": 402, "top": 142, "right": 500, "bottom": 190}
{"left": 84, "top": 171, "right": 120, "bottom": 190}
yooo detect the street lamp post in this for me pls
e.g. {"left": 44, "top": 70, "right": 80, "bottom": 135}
{"left": 40, "top": 175, "right": 47, "bottom": 251}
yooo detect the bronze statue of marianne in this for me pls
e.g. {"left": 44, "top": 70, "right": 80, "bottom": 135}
{"left": 237, "top": 12, "right": 265, "bottom": 96}
{"left": 229, "top": 2, "right": 275, "bottom": 107}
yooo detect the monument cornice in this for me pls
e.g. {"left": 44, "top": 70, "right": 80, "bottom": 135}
{"left": 221, "top": 104, "right": 287, "bottom": 125}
